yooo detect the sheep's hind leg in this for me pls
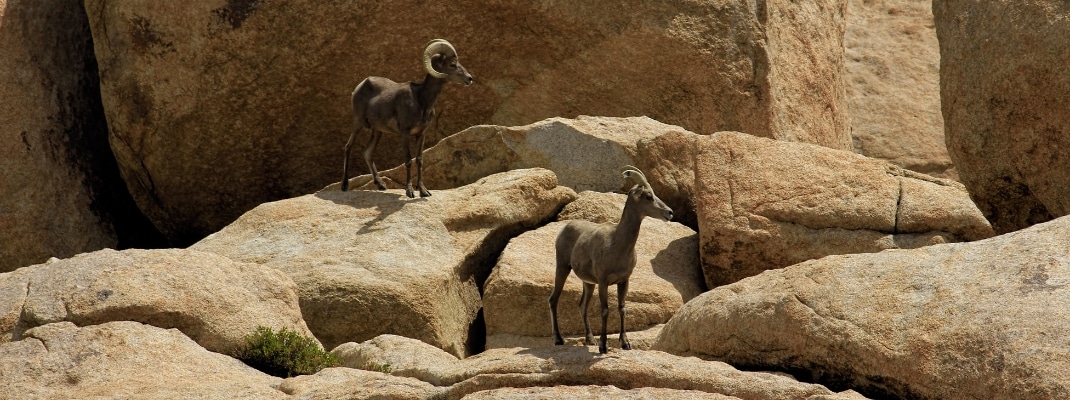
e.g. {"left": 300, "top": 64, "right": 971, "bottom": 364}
{"left": 617, "top": 280, "right": 631, "bottom": 350}
{"left": 548, "top": 260, "right": 571, "bottom": 346}
{"left": 579, "top": 282, "right": 595, "bottom": 346}
{"left": 402, "top": 133, "right": 415, "bottom": 198}
{"left": 363, "top": 130, "right": 387, "bottom": 190}
{"left": 341, "top": 128, "right": 360, "bottom": 191}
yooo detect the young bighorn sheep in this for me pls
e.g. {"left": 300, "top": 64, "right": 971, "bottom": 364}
{"left": 340, "top": 39, "right": 474, "bottom": 197}
{"left": 549, "top": 166, "right": 674, "bottom": 354}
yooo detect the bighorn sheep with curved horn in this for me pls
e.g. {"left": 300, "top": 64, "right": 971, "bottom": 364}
{"left": 341, "top": 39, "right": 474, "bottom": 197}
{"left": 549, "top": 165, "right": 674, "bottom": 354}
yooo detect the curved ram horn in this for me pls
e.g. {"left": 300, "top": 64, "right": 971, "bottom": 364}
{"left": 620, "top": 165, "right": 651, "bottom": 189}
{"left": 423, "top": 39, "right": 457, "bottom": 79}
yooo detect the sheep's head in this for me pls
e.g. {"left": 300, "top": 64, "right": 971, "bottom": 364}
{"left": 423, "top": 39, "right": 474, "bottom": 86}
{"left": 621, "top": 165, "right": 673, "bottom": 221}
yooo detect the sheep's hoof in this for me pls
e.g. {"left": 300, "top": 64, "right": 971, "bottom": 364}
{"left": 419, "top": 190, "right": 431, "bottom": 198}
{"left": 584, "top": 336, "right": 595, "bottom": 346}
{"left": 373, "top": 181, "right": 387, "bottom": 190}
{"left": 621, "top": 342, "right": 632, "bottom": 350}
{"left": 598, "top": 343, "right": 608, "bottom": 354}
{"left": 405, "top": 190, "right": 416, "bottom": 198}
{"left": 340, "top": 181, "right": 349, "bottom": 191}
{"left": 553, "top": 337, "right": 564, "bottom": 346}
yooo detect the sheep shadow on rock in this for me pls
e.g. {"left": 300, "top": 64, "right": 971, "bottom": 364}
{"left": 649, "top": 235, "right": 707, "bottom": 298}
{"left": 313, "top": 189, "right": 424, "bottom": 235}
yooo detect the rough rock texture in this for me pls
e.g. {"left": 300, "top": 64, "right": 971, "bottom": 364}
{"left": 934, "top": 1, "right": 1070, "bottom": 234}
{"left": 328, "top": 116, "right": 691, "bottom": 194}
{"left": 845, "top": 0, "right": 952, "bottom": 179}
{"left": 483, "top": 191, "right": 704, "bottom": 348}
{"left": 83, "top": 0, "right": 850, "bottom": 244}
{"left": 557, "top": 190, "right": 635, "bottom": 224}
{"left": 193, "top": 169, "right": 576, "bottom": 357}
{"left": 0, "top": 321, "right": 285, "bottom": 399}
{"left": 462, "top": 386, "right": 740, "bottom": 400}
{"left": 279, "top": 367, "right": 444, "bottom": 400}
{"left": 654, "top": 215, "right": 1070, "bottom": 399}
{"left": 638, "top": 130, "right": 993, "bottom": 288}
{"left": 333, "top": 334, "right": 868, "bottom": 400}
{"left": 0, "top": 248, "right": 314, "bottom": 354}
{"left": 0, "top": 0, "right": 160, "bottom": 271}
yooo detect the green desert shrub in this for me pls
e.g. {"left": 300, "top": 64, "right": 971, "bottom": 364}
{"left": 235, "top": 326, "right": 340, "bottom": 378}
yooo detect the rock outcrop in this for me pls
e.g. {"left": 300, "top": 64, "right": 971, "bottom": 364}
{"left": 193, "top": 169, "right": 576, "bottom": 357}
{"left": 483, "top": 192, "right": 704, "bottom": 350}
{"left": 0, "top": 0, "right": 158, "bottom": 271}
{"left": 0, "top": 321, "right": 286, "bottom": 399}
{"left": 332, "top": 334, "right": 868, "bottom": 400}
{"left": 0, "top": 248, "right": 314, "bottom": 354}
{"left": 637, "top": 130, "right": 993, "bottom": 288}
{"left": 82, "top": 0, "right": 850, "bottom": 245}
{"left": 328, "top": 116, "right": 691, "bottom": 194}
{"left": 846, "top": 0, "right": 951, "bottom": 178}
{"left": 934, "top": 1, "right": 1070, "bottom": 234}
{"left": 655, "top": 215, "right": 1070, "bottom": 399}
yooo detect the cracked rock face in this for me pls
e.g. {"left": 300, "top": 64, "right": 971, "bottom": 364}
{"left": 654, "top": 215, "right": 1070, "bottom": 399}
{"left": 0, "top": 248, "right": 314, "bottom": 354}
{"left": 639, "top": 130, "right": 993, "bottom": 288}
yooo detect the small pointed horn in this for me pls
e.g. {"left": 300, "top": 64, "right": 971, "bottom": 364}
{"left": 620, "top": 165, "right": 650, "bottom": 189}
{"left": 422, "top": 39, "right": 457, "bottom": 79}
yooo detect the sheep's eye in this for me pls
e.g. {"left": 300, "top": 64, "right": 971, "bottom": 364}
{"left": 644, "top": 193, "right": 653, "bottom": 200}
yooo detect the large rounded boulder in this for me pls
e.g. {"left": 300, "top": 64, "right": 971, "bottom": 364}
{"left": 655, "top": 215, "right": 1070, "bottom": 399}
{"left": 935, "top": 1, "right": 1070, "bottom": 233}
{"left": 84, "top": 0, "right": 850, "bottom": 244}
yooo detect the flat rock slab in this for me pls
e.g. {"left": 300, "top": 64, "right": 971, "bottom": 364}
{"left": 462, "top": 385, "right": 741, "bottom": 400}
{"left": 279, "top": 367, "right": 444, "bottom": 400}
{"left": 331, "top": 334, "right": 868, "bottom": 400}
{"left": 0, "top": 321, "right": 285, "bottom": 399}
{"left": 655, "top": 215, "right": 1070, "bottom": 399}
{"left": 194, "top": 169, "right": 576, "bottom": 357}
{"left": 0, "top": 248, "right": 313, "bottom": 354}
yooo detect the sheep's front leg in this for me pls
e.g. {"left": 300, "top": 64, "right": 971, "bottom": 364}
{"left": 617, "top": 280, "right": 631, "bottom": 350}
{"left": 415, "top": 133, "right": 431, "bottom": 197}
{"left": 362, "top": 130, "right": 387, "bottom": 190}
{"left": 597, "top": 281, "right": 610, "bottom": 354}
{"left": 402, "top": 133, "right": 415, "bottom": 198}
{"left": 579, "top": 282, "right": 595, "bottom": 345}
